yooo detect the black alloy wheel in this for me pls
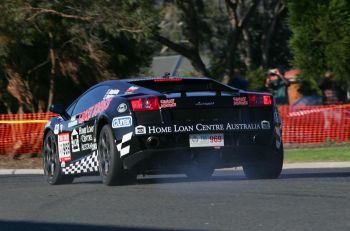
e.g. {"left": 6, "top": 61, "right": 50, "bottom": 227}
{"left": 43, "top": 131, "right": 74, "bottom": 185}
{"left": 98, "top": 125, "right": 136, "bottom": 186}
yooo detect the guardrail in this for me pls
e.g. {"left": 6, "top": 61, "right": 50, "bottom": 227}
{"left": 0, "top": 105, "right": 349, "bottom": 154}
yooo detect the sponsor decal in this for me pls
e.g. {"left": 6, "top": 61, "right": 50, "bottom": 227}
{"left": 71, "top": 129, "right": 80, "bottom": 152}
{"left": 233, "top": 97, "right": 248, "bottom": 106}
{"left": 54, "top": 124, "right": 59, "bottom": 134}
{"left": 135, "top": 121, "right": 271, "bottom": 135}
{"left": 81, "top": 143, "right": 97, "bottom": 151}
{"left": 135, "top": 125, "right": 146, "bottom": 135}
{"left": 261, "top": 120, "right": 270, "bottom": 129}
{"left": 62, "top": 151, "right": 99, "bottom": 175}
{"left": 54, "top": 124, "right": 63, "bottom": 134}
{"left": 103, "top": 89, "right": 120, "bottom": 100}
{"left": 117, "top": 103, "right": 128, "bottom": 113}
{"left": 79, "top": 98, "right": 112, "bottom": 124}
{"left": 160, "top": 99, "right": 176, "bottom": 108}
{"left": 125, "top": 86, "right": 139, "bottom": 94}
{"left": 68, "top": 116, "right": 78, "bottom": 128}
{"left": 61, "top": 162, "right": 66, "bottom": 168}
{"left": 58, "top": 133, "right": 71, "bottom": 162}
{"left": 78, "top": 125, "right": 96, "bottom": 151}
{"left": 79, "top": 125, "right": 94, "bottom": 135}
{"left": 195, "top": 101, "right": 215, "bottom": 106}
{"left": 112, "top": 116, "right": 133, "bottom": 128}
{"left": 81, "top": 134, "right": 93, "bottom": 143}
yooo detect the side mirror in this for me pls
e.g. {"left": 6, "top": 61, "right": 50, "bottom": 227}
{"left": 49, "top": 104, "right": 70, "bottom": 120}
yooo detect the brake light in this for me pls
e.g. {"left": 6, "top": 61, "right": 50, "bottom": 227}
{"left": 248, "top": 95, "right": 257, "bottom": 105}
{"left": 263, "top": 95, "right": 272, "bottom": 105}
{"left": 248, "top": 94, "right": 272, "bottom": 107}
{"left": 154, "top": 78, "right": 183, "bottom": 83}
{"left": 130, "top": 96, "right": 160, "bottom": 111}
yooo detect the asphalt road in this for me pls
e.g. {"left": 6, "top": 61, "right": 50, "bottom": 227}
{"left": 1, "top": 168, "right": 350, "bottom": 231}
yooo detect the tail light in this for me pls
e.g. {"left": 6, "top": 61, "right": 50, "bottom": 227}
{"left": 130, "top": 96, "right": 160, "bottom": 111}
{"left": 248, "top": 94, "right": 272, "bottom": 107}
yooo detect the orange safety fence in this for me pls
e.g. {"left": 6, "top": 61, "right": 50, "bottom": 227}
{"left": 0, "top": 113, "right": 56, "bottom": 155}
{"left": 279, "top": 104, "right": 350, "bottom": 145}
{"left": 0, "top": 105, "right": 350, "bottom": 155}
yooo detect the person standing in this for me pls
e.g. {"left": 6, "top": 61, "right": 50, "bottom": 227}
{"left": 318, "top": 71, "right": 346, "bottom": 105}
{"left": 265, "top": 68, "right": 290, "bottom": 105}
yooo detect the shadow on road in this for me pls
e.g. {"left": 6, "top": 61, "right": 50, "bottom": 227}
{"left": 0, "top": 220, "right": 197, "bottom": 231}
{"left": 61, "top": 169, "right": 350, "bottom": 185}
{"left": 281, "top": 170, "right": 350, "bottom": 179}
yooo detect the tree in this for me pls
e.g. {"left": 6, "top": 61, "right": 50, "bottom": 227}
{"left": 0, "top": 0, "right": 157, "bottom": 113}
{"left": 154, "top": 0, "right": 290, "bottom": 82}
{"left": 288, "top": 0, "right": 350, "bottom": 94}
{"left": 153, "top": 0, "right": 211, "bottom": 77}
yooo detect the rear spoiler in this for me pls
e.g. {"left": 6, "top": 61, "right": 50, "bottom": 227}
{"left": 162, "top": 89, "right": 240, "bottom": 97}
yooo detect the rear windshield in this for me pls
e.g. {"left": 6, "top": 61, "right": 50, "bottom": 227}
{"left": 129, "top": 79, "right": 236, "bottom": 93}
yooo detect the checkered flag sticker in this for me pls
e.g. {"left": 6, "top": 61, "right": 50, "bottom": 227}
{"left": 116, "top": 132, "right": 132, "bottom": 157}
{"left": 62, "top": 151, "right": 99, "bottom": 175}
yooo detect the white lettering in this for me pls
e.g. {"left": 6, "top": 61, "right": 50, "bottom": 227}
{"left": 81, "top": 134, "right": 93, "bottom": 143}
{"left": 174, "top": 125, "right": 194, "bottom": 132}
{"left": 148, "top": 126, "right": 172, "bottom": 134}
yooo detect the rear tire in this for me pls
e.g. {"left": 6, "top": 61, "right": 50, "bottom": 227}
{"left": 243, "top": 145, "right": 283, "bottom": 179}
{"left": 43, "top": 131, "right": 74, "bottom": 185}
{"left": 98, "top": 125, "right": 136, "bottom": 186}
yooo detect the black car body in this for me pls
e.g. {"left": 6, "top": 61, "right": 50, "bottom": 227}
{"left": 43, "top": 77, "right": 283, "bottom": 185}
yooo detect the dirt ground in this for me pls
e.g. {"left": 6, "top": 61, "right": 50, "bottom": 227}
{"left": 0, "top": 155, "right": 43, "bottom": 169}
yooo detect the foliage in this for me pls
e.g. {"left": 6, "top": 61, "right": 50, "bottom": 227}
{"left": 0, "top": 0, "right": 157, "bottom": 113}
{"left": 288, "top": 0, "right": 350, "bottom": 94}
{"left": 245, "top": 67, "right": 269, "bottom": 92}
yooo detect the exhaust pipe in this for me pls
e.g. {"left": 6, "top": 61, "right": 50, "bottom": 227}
{"left": 145, "top": 136, "right": 160, "bottom": 149}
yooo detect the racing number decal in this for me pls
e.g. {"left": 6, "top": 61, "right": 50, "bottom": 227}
{"left": 58, "top": 133, "right": 72, "bottom": 162}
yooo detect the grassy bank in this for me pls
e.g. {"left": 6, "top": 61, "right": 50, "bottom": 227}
{"left": 285, "top": 146, "right": 350, "bottom": 162}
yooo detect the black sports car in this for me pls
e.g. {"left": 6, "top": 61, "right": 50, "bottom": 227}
{"left": 43, "top": 77, "right": 283, "bottom": 185}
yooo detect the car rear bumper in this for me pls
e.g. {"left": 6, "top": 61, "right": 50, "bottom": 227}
{"left": 122, "top": 144, "right": 277, "bottom": 170}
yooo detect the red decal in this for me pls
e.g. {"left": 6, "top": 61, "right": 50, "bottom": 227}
{"left": 233, "top": 97, "right": 248, "bottom": 106}
{"left": 79, "top": 98, "right": 112, "bottom": 124}
{"left": 126, "top": 86, "right": 139, "bottom": 94}
{"left": 58, "top": 133, "right": 71, "bottom": 162}
{"left": 58, "top": 133, "right": 69, "bottom": 142}
{"left": 160, "top": 99, "right": 176, "bottom": 108}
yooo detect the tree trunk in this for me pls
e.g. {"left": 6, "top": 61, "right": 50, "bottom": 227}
{"left": 223, "top": 0, "right": 260, "bottom": 80}
{"left": 242, "top": 29, "right": 253, "bottom": 71}
{"left": 47, "top": 32, "right": 56, "bottom": 111}
{"left": 261, "top": 1, "right": 286, "bottom": 67}
{"left": 223, "top": 30, "right": 240, "bottom": 81}
{"left": 153, "top": 35, "right": 210, "bottom": 77}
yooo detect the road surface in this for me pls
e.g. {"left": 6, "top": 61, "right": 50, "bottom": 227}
{"left": 0, "top": 168, "right": 350, "bottom": 231}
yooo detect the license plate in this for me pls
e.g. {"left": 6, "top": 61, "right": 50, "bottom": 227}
{"left": 189, "top": 133, "right": 224, "bottom": 147}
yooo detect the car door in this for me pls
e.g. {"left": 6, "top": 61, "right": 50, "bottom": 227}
{"left": 70, "top": 85, "right": 110, "bottom": 159}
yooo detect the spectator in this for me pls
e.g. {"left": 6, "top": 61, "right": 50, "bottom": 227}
{"left": 318, "top": 71, "right": 346, "bottom": 105}
{"left": 265, "top": 68, "right": 290, "bottom": 105}
{"left": 227, "top": 69, "right": 248, "bottom": 90}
